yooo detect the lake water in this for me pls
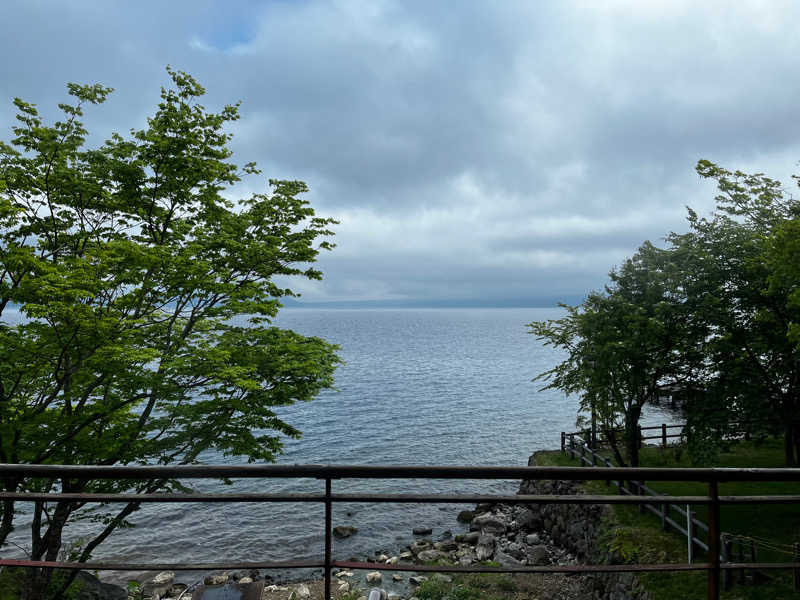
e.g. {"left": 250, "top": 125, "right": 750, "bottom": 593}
{"left": 9, "top": 308, "right": 676, "bottom": 582}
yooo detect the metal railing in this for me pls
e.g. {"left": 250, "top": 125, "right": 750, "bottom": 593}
{"left": 2, "top": 463, "right": 800, "bottom": 599}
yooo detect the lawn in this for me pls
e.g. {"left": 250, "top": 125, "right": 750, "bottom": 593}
{"left": 537, "top": 436, "right": 800, "bottom": 600}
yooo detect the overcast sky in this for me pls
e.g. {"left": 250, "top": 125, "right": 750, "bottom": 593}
{"left": 3, "top": 0, "right": 800, "bottom": 306}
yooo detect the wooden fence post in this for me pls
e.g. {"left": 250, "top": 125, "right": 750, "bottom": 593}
{"left": 721, "top": 534, "right": 732, "bottom": 591}
{"left": 662, "top": 423, "right": 667, "bottom": 449}
{"left": 561, "top": 431, "right": 566, "bottom": 454}
{"left": 737, "top": 538, "right": 745, "bottom": 585}
{"left": 707, "top": 481, "right": 721, "bottom": 600}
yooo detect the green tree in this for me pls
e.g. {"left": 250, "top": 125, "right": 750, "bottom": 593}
{"left": 530, "top": 242, "right": 688, "bottom": 466}
{"left": 667, "top": 161, "right": 800, "bottom": 465}
{"left": 0, "top": 69, "right": 339, "bottom": 599}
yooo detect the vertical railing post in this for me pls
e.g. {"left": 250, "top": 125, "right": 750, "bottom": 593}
{"left": 325, "top": 476, "right": 332, "bottom": 600}
{"left": 737, "top": 538, "right": 745, "bottom": 585}
{"left": 662, "top": 424, "right": 667, "bottom": 449}
{"left": 707, "top": 480, "right": 720, "bottom": 600}
{"left": 561, "top": 431, "right": 566, "bottom": 454}
{"left": 569, "top": 434, "right": 575, "bottom": 460}
{"left": 721, "top": 534, "right": 732, "bottom": 591}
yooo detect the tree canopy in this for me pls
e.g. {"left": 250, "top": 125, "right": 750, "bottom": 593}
{"left": 0, "top": 68, "right": 339, "bottom": 599}
{"left": 531, "top": 159, "right": 800, "bottom": 467}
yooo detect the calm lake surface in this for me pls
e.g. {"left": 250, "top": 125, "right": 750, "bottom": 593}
{"left": 23, "top": 308, "right": 676, "bottom": 581}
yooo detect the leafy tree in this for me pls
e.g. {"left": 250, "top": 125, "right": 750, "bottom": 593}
{"left": 667, "top": 161, "right": 800, "bottom": 465}
{"left": 530, "top": 242, "right": 688, "bottom": 466}
{"left": 0, "top": 69, "right": 339, "bottom": 599}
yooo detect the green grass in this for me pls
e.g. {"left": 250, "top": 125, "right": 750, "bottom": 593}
{"left": 537, "top": 438, "right": 800, "bottom": 600}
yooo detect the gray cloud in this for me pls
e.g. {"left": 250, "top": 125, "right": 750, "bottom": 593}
{"left": 2, "top": 0, "right": 799, "bottom": 305}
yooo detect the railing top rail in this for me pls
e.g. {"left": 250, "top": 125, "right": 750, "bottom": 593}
{"left": 2, "top": 463, "right": 800, "bottom": 482}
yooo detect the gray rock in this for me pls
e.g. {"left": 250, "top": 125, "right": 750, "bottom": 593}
{"left": 204, "top": 573, "right": 229, "bottom": 585}
{"left": 470, "top": 513, "right": 507, "bottom": 535}
{"left": 527, "top": 544, "right": 550, "bottom": 566}
{"left": 409, "top": 576, "right": 428, "bottom": 586}
{"left": 417, "top": 549, "right": 443, "bottom": 562}
{"left": 505, "top": 542, "right": 525, "bottom": 560}
{"left": 366, "top": 571, "right": 382, "bottom": 583}
{"left": 437, "top": 540, "right": 458, "bottom": 552}
{"left": 413, "top": 526, "right": 433, "bottom": 536}
{"left": 525, "top": 533, "right": 540, "bottom": 545}
{"left": 475, "top": 534, "right": 495, "bottom": 561}
{"left": 455, "top": 531, "right": 480, "bottom": 545}
{"left": 495, "top": 550, "right": 524, "bottom": 567}
{"left": 410, "top": 539, "right": 432, "bottom": 555}
{"left": 333, "top": 525, "right": 358, "bottom": 538}
{"left": 456, "top": 510, "right": 475, "bottom": 523}
{"left": 71, "top": 572, "right": 127, "bottom": 600}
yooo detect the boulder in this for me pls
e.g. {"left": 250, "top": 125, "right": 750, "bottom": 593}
{"left": 410, "top": 539, "right": 432, "bottom": 555}
{"left": 456, "top": 531, "right": 481, "bottom": 545}
{"left": 525, "top": 533, "right": 540, "bottom": 546}
{"left": 294, "top": 583, "right": 311, "bottom": 599}
{"left": 366, "top": 571, "right": 382, "bottom": 583}
{"left": 475, "top": 534, "right": 495, "bottom": 561}
{"left": 527, "top": 545, "right": 550, "bottom": 566}
{"left": 416, "top": 549, "right": 442, "bottom": 562}
{"left": 409, "top": 576, "right": 428, "bottom": 586}
{"left": 71, "top": 572, "right": 127, "bottom": 600}
{"left": 470, "top": 513, "right": 507, "bottom": 535}
{"left": 392, "top": 574, "right": 404, "bottom": 582}
{"left": 333, "top": 525, "right": 358, "bottom": 538}
{"left": 456, "top": 510, "right": 475, "bottom": 523}
{"left": 204, "top": 573, "right": 229, "bottom": 586}
{"left": 412, "top": 527, "right": 433, "bottom": 536}
{"left": 494, "top": 550, "right": 524, "bottom": 567}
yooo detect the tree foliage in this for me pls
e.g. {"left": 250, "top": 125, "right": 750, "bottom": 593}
{"left": 531, "top": 159, "right": 800, "bottom": 467}
{"left": 0, "top": 69, "right": 340, "bottom": 599}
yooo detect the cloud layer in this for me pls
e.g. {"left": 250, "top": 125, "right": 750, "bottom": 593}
{"left": 3, "top": 0, "right": 800, "bottom": 304}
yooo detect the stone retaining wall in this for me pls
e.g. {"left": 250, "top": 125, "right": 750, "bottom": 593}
{"left": 519, "top": 452, "right": 652, "bottom": 600}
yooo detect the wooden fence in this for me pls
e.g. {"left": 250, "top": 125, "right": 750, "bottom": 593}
{"left": 560, "top": 430, "right": 797, "bottom": 591}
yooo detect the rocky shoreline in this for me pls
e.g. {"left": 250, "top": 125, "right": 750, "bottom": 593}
{"left": 114, "top": 500, "right": 582, "bottom": 599}
{"left": 84, "top": 451, "right": 645, "bottom": 600}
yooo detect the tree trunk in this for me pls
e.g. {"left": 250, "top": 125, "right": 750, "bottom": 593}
{"left": 784, "top": 420, "right": 796, "bottom": 467}
{"left": 625, "top": 404, "right": 642, "bottom": 468}
{"left": 605, "top": 427, "right": 627, "bottom": 466}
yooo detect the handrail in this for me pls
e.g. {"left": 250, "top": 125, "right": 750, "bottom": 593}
{"left": 2, "top": 462, "right": 800, "bottom": 600}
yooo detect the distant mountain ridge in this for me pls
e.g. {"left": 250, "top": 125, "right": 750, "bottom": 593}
{"left": 279, "top": 296, "right": 583, "bottom": 309}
